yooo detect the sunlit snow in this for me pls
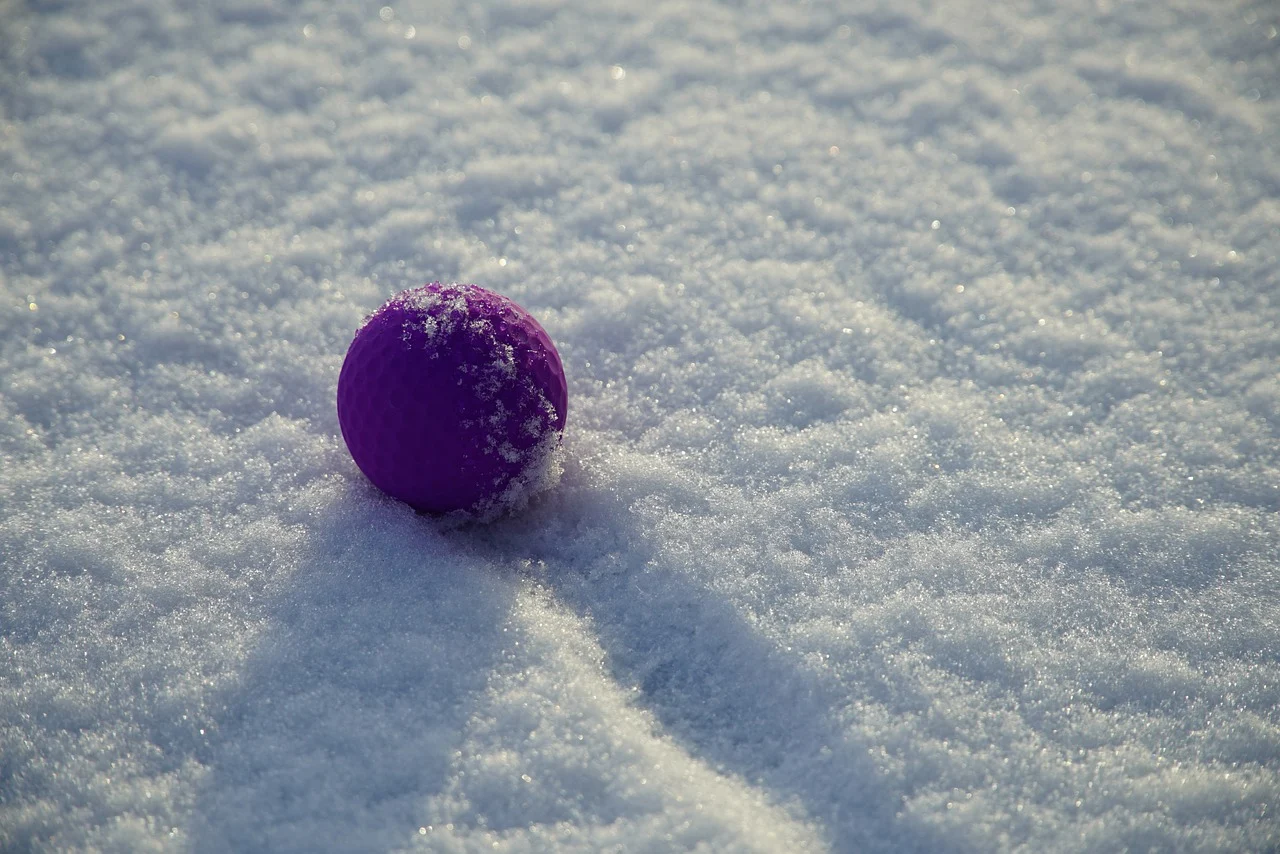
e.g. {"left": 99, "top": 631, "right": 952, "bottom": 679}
{"left": 2, "top": 0, "right": 1278, "bottom": 851}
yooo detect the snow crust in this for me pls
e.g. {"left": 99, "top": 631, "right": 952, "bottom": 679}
{"left": 2, "top": 0, "right": 1279, "bottom": 851}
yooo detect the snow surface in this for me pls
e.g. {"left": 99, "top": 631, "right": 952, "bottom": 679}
{"left": 2, "top": 0, "right": 1279, "bottom": 851}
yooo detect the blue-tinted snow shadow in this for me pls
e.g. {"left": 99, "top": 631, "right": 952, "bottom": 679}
{"left": 474, "top": 468, "right": 969, "bottom": 854}
{"left": 185, "top": 491, "right": 517, "bottom": 854}
{"left": 181, "top": 462, "right": 968, "bottom": 853}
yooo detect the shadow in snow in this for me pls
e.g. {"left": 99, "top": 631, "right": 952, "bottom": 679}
{"left": 475, "top": 474, "right": 970, "bottom": 854}
{"left": 186, "top": 492, "right": 518, "bottom": 854}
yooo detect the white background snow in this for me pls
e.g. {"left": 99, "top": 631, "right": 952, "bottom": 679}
{"left": 2, "top": 0, "right": 1279, "bottom": 850}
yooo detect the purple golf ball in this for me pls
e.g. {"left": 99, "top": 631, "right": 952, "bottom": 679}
{"left": 337, "top": 283, "right": 567, "bottom": 519}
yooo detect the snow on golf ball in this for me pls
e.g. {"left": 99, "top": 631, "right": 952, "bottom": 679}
{"left": 336, "top": 283, "right": 568, "bottom": 519}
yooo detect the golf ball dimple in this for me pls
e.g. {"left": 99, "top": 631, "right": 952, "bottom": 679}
{"left": 336, "top": 282, "right": 568, "bottom": 519}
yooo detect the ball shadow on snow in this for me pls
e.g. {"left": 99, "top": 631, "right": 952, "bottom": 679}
{"left": 185, "top": 492, "right": 519, "bottom": 854}
{"left": 471, "top": 461, "right": 972, "bottom": 854}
